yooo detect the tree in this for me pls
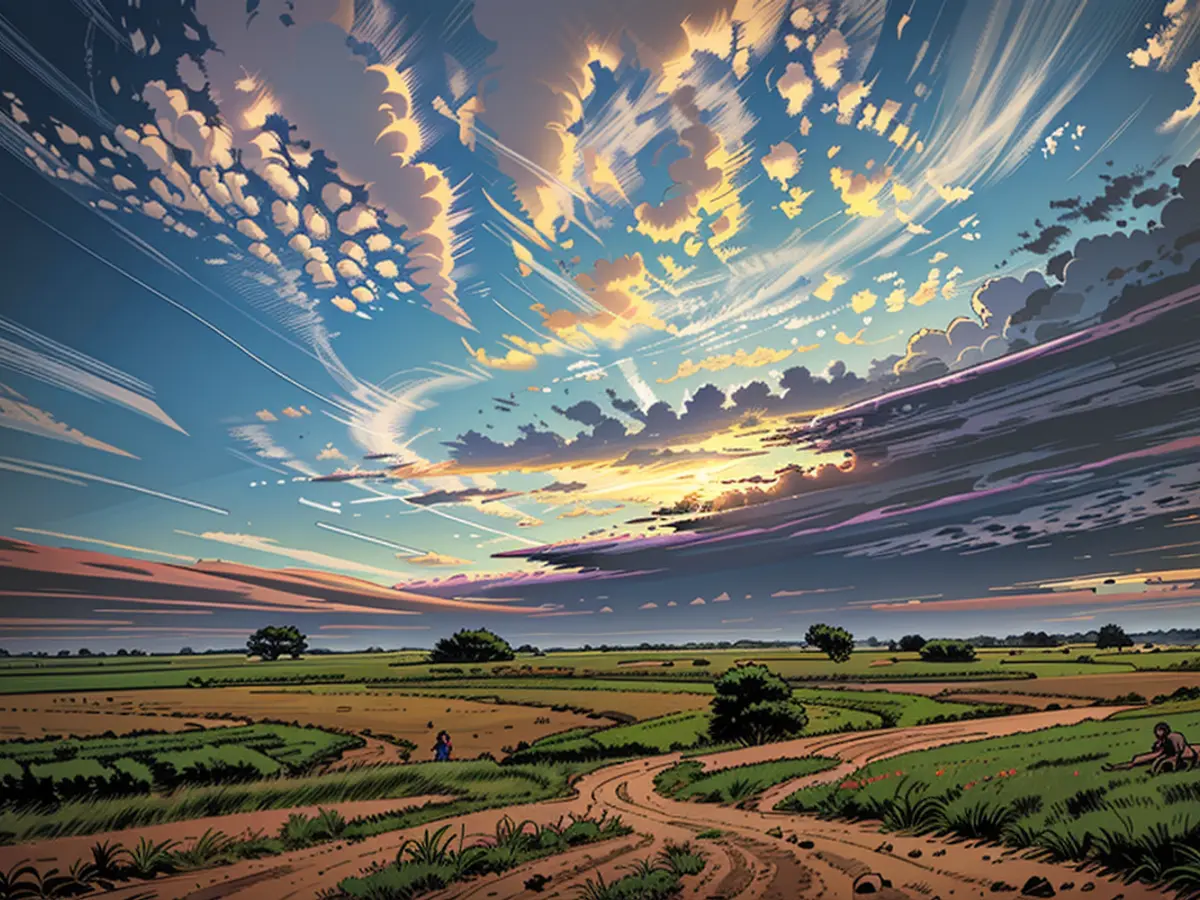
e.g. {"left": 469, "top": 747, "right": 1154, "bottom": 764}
{"left": 897, "top": 634, "right": 927, "bottom": 653}
{"left": 805, "top": 624, "right": 855, "bottom": 663}
{"left": 246, "top": 625, "right": 308, "bottom": 661}
{"left": 709, "top": 665, "right": 808, "bottom": 746}
{"left": 430, "top": 629, "right": 514, "bottom": 663}
{"left": 57, "top": 649, "right": 71, "bottom": 657}
{"left": 919, "top": 640, "right": 976, "bottom": 662}
{"left": 77, "top": 648, "right": 93, "bottom": 658}
{"left": 515, "top": 644, "right": 541, "bottom": 656}
{"left": 179, "top": 647, "right": 194, "bottom": 655}
{"left": 1096, "top": 623, "right": 1133, "bottom": 650}
{"left": 116, "top": 648, "right": 128, "bottom": 657}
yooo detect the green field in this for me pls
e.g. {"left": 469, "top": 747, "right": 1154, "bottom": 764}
{"left": 0, "top": 723, "right": 358, "bottom": 805}
{"left": 0, "top": 756, "right": 589, "bottom": 844}
{"left": 790, "top": 687, "right": 1013, "bottom": 727}
{"left": 777, "top": 703, "right": 1200, "bottom": 895}
{"left": 655, "top": 757, "right": 838, "bottom": 804}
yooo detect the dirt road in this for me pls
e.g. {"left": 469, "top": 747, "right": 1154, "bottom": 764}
{"left": 85, "top": 707, "right": 1167, "bottom": 899}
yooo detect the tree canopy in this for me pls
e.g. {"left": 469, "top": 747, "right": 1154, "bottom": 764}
{"left": 806, "top": 623, "right": 855, "bottom": 663}
{"left": 919, "top": 639, "right": 976, "bottom": 662}
{"left": 709, "top": 664, "right": 808, "bottom": 746}
{"left": 246, "top": 625, "right": 308, "bottom": 661}
{"left": 1096, "top": 623, "right": 1133, "bottom": 650}
{"left": 897, "top": 634, "right": 927, "bottom": 653}
{"left": 430, "top": 628, "right": 515, "bottom": 663}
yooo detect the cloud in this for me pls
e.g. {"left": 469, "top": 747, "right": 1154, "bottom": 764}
{"left": 813, "top": 272, "right": 849, "bottom": 301}
{"left": 776, "top": 62, "right": 815, "bottom": 116}
{"left": 406, "top": 551, "right": 472, "bottom": 567}
{"left": 255, "top": 409, "right": 278, "bottom": 422}
{"left": 712, "top": 591, "right": 730, "bottom": 602}
{"left": 929, "top": 251, "right": 948, "bottom": 264}
{"left": 656, "top": 345, "right": 799, "bottom": 385}
{"left": 558, "top": 504, "right": 624, "bottom": 519}
{"left": 924, "top": 171, "right": 973, "bottom": 203}
{"left": 830, "top": 165, "right": 891, "bottom": 218}
{"left": 850, "top": 290, "right": 877, "bottom": 314}
{"left": 689, "top": 597, "right": 706, "bottom": 605}
{"left": 537, "top": 480, "right": 588, "bottom": 494}
{"left": 462, "top": 339, "right": 537, "bottom": 371}
{"left": 1129, "top": 0, "right": 1198, "bottom": 70}
{"left": 405, "top": 487, "right": 517, "bottom": 506}
{"left": 633, "top": 86, "right": 745, "bottom": 252}
{"left": 1160, "top": 60, "right": 1200, "bottom": 132}
{"left": 0, "top": 384, "right": 135, "bottom": 457}
{"left": 194, "top": 1, "right": 469, "bottom": 326}
{"left": 812, "top": 29, "right": 849, "bottom": 88}
{"left": 175, "top": 530, "right": 412, "bottom": 581}
{"left": 639, "top": 602, "right": 658, "bottom": 610}
{"left": 537, "top": 253, "right": 670, "bottom": 348}
{"left": 761, "top": 141, "right": 802, "bottom": 186}
{"left": 317, "top": 443, "right": 346, "bottom": 461}
{"left": 281, "top": 406, "right": 310, "bottom": 418}
{"left": 471, "top": 0, "right": 782, "bottom": 238}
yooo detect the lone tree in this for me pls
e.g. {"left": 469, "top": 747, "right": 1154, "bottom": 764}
{"left": 1096, "top": 623, "right": 1134, "bottom": 650}
{"left": 710, "top": 664, "right": 808, "bottom": 746}
{"left": 806, "top": 624, "right": 855, "bottom": 663}
{"left": 897, "top": 634, "right": 927, "bottom": 653}
{"left": 430, "top": 628, "right": 515, "bottom": 663}
{"left": 919, "top": 639, "right": 976, "bottom": 662}
{"left": 246, "top": 625, "right": 308, "bottom": 661}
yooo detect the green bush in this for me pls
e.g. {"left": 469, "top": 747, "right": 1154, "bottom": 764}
{"left": 919, "top": 640, "right": 976, "bottom": 663}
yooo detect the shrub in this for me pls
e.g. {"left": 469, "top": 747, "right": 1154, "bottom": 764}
{"left": 709, "top": 665, "right": 808, "bottom": 746}
{"left": 920, "top": 640, "right": 977, "bottom": 663}
{"left": 806, "top": 624, "right": 855, "bottom": 663}
{"left": 429, "top": 629, "right": 515, "bottom": 663}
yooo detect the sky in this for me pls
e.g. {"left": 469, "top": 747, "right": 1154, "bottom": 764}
{"left": 1, "top": 0, "right": 1200, "bottom": 652}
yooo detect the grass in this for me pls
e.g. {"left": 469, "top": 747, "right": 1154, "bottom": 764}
{"left": 789, "top": 686, "right": 1013, "bottom": 727}
{"left": 777, "top": 702, "right": 1200, "bottom": 895}
{"left": 0, "top": 723, "right": 359, "bottom": 805}
{"left": 574, "top": 842, "right": 706, "bottom": 900}
{"left": 0, "top": 757, "right": 576, "bottom": 843}
{"left": 334, "top": 812, "right": 632, "bottom": 899}
{"left": 654, "top": 756, "right": 838, "bottom": 804}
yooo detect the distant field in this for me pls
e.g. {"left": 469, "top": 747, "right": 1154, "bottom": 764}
{"left": 789, "top": 687, "right": 1013, "bottom": 727}
{"left": 509, "top": 703, "right": 878, "bottom": 764}
{"left": 2, "top": 688, "right": 601, "bottom": 760}
{"left": 366, "top": 685, "right": 711, "bottom": 720}
{"left": 0, "top": 701, "right": 246, "bottom": 739}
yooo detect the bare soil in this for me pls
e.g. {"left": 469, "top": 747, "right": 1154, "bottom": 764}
{"left": 4, "top": 687, "right": 600, "bottom": 760}
{"left": 79, "top": 707, "right": 1168, "bottom": 899}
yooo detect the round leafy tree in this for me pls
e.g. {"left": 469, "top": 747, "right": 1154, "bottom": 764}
{"left": 897, "top": 634, "right": 927, "bottom": 653}
{"left": 1096, "top": 623, "right": 1133, "bottom": 650}
{"left": 430, "top": 628, "right": 515, "bottom": 663}
{"left": 919, "top": 639, "right": 976, "bottom": 662}
{"left": 805, "top": 623, "right": 855, "bottom": 663}
{"left": 709, "top": 664, "right": 808, "bottom": 746}
{"left": 246, "top": 625, "right": 308, "bottom": 661}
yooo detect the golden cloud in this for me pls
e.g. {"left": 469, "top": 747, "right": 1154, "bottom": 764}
{"left": 656, "top": 344, "right": 801, "bottom": 384}
{"left": 535, "top": 252, "right": 671, "bottom": 349}
{"left": 830, "top": 165, "right": 891, "bottom": 218}
{"left": 813, "top": 272, "right": 848, "bottom": 301}
{"left": 405, "top": 551, "right": 472, "bottom": 567}
{"left": 776, "top": 62, "right": 814, "bottom": 116}
{"left": 850, "top": 289, "right": 877, "bottom": 314}
{"left": 462, "top": 338, "right": 538, "bottom": 372}
{"left": 761, "top": 140, "right": 802, "bottom": 186}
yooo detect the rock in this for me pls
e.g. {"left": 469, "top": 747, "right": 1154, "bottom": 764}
{"left": 907, "top": 849, "right": 922, "bottom": 859}
{"left": 766, "top": 826, "right": 783, "bottom": 838}
{"left": 991, "top": 881, "right": 1017, "bottom": 892}
{"left": 1081, "top": 884, "right": 1095, "bottom": 893}
{"left": 787, "top": 833, "right": 799, "bottom": 844}
{"left": 799, "top": 839, "right": 815, "bottom": 849}
{"left": 933, "top": 849, "right": 947, "bottom": 857}
{"left": 1060, "top": 884, "right": 1074, "bottom": 892}
{"left": 1021, "top": 876, "right": 1056, "bottom": 897}
{"left": 854, "top": 873, "right": 884, "bottom": 894}
{"left": 524, "top": 873, "right": 551, "bottom": 892}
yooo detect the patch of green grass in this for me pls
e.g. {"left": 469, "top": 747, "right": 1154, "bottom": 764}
{"left": 789, "top": 687, "right": 1012, "bottom": 727}
{"left": 574, "top": 842, "right": 706, "bottom": 900}
{"left": 777, "top": 706, "right": 1200, "bottom": 894}
{"left": 0, "top": 758, "right": 572, "bottom": 843}
{"left": 336, "top": 812, "right": 632, "bottom": 899}
{"left": 655, "top": 756, "right": 838, "bottom": 804}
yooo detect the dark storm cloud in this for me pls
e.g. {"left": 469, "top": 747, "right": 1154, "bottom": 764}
{"left": 404, "top": 487, "right": 517, "bottom": 505}
{"left": 1132, "top": 183, "right": 1171, "bottom": 209}
{"left": 1058, "top": 169, "right": 1150, "bottom": 223}
{"left": 1013, "top": 223, "right": 1071, "bottom": 256}
{"left": 444, "top": 366, "right": 873, "bottom": 472}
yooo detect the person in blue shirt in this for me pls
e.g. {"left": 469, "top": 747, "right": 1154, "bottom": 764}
{"left": 433, "top": 730, "right": 452, "bottom": 762}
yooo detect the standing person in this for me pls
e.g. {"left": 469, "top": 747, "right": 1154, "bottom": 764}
{"left": 433, "top": 730, "right": 452, "bottom": 762}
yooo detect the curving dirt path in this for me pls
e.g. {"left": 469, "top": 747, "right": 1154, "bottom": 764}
{"left": 86, "top": 707, "right": 1169, "bottom": 899}
{"left": 322, "top": 735, "right": 410, "bottom": 772}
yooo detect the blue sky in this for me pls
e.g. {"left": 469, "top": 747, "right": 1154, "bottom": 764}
{"left": 2, "top": 0, "right": 1200, "bottom": 651}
